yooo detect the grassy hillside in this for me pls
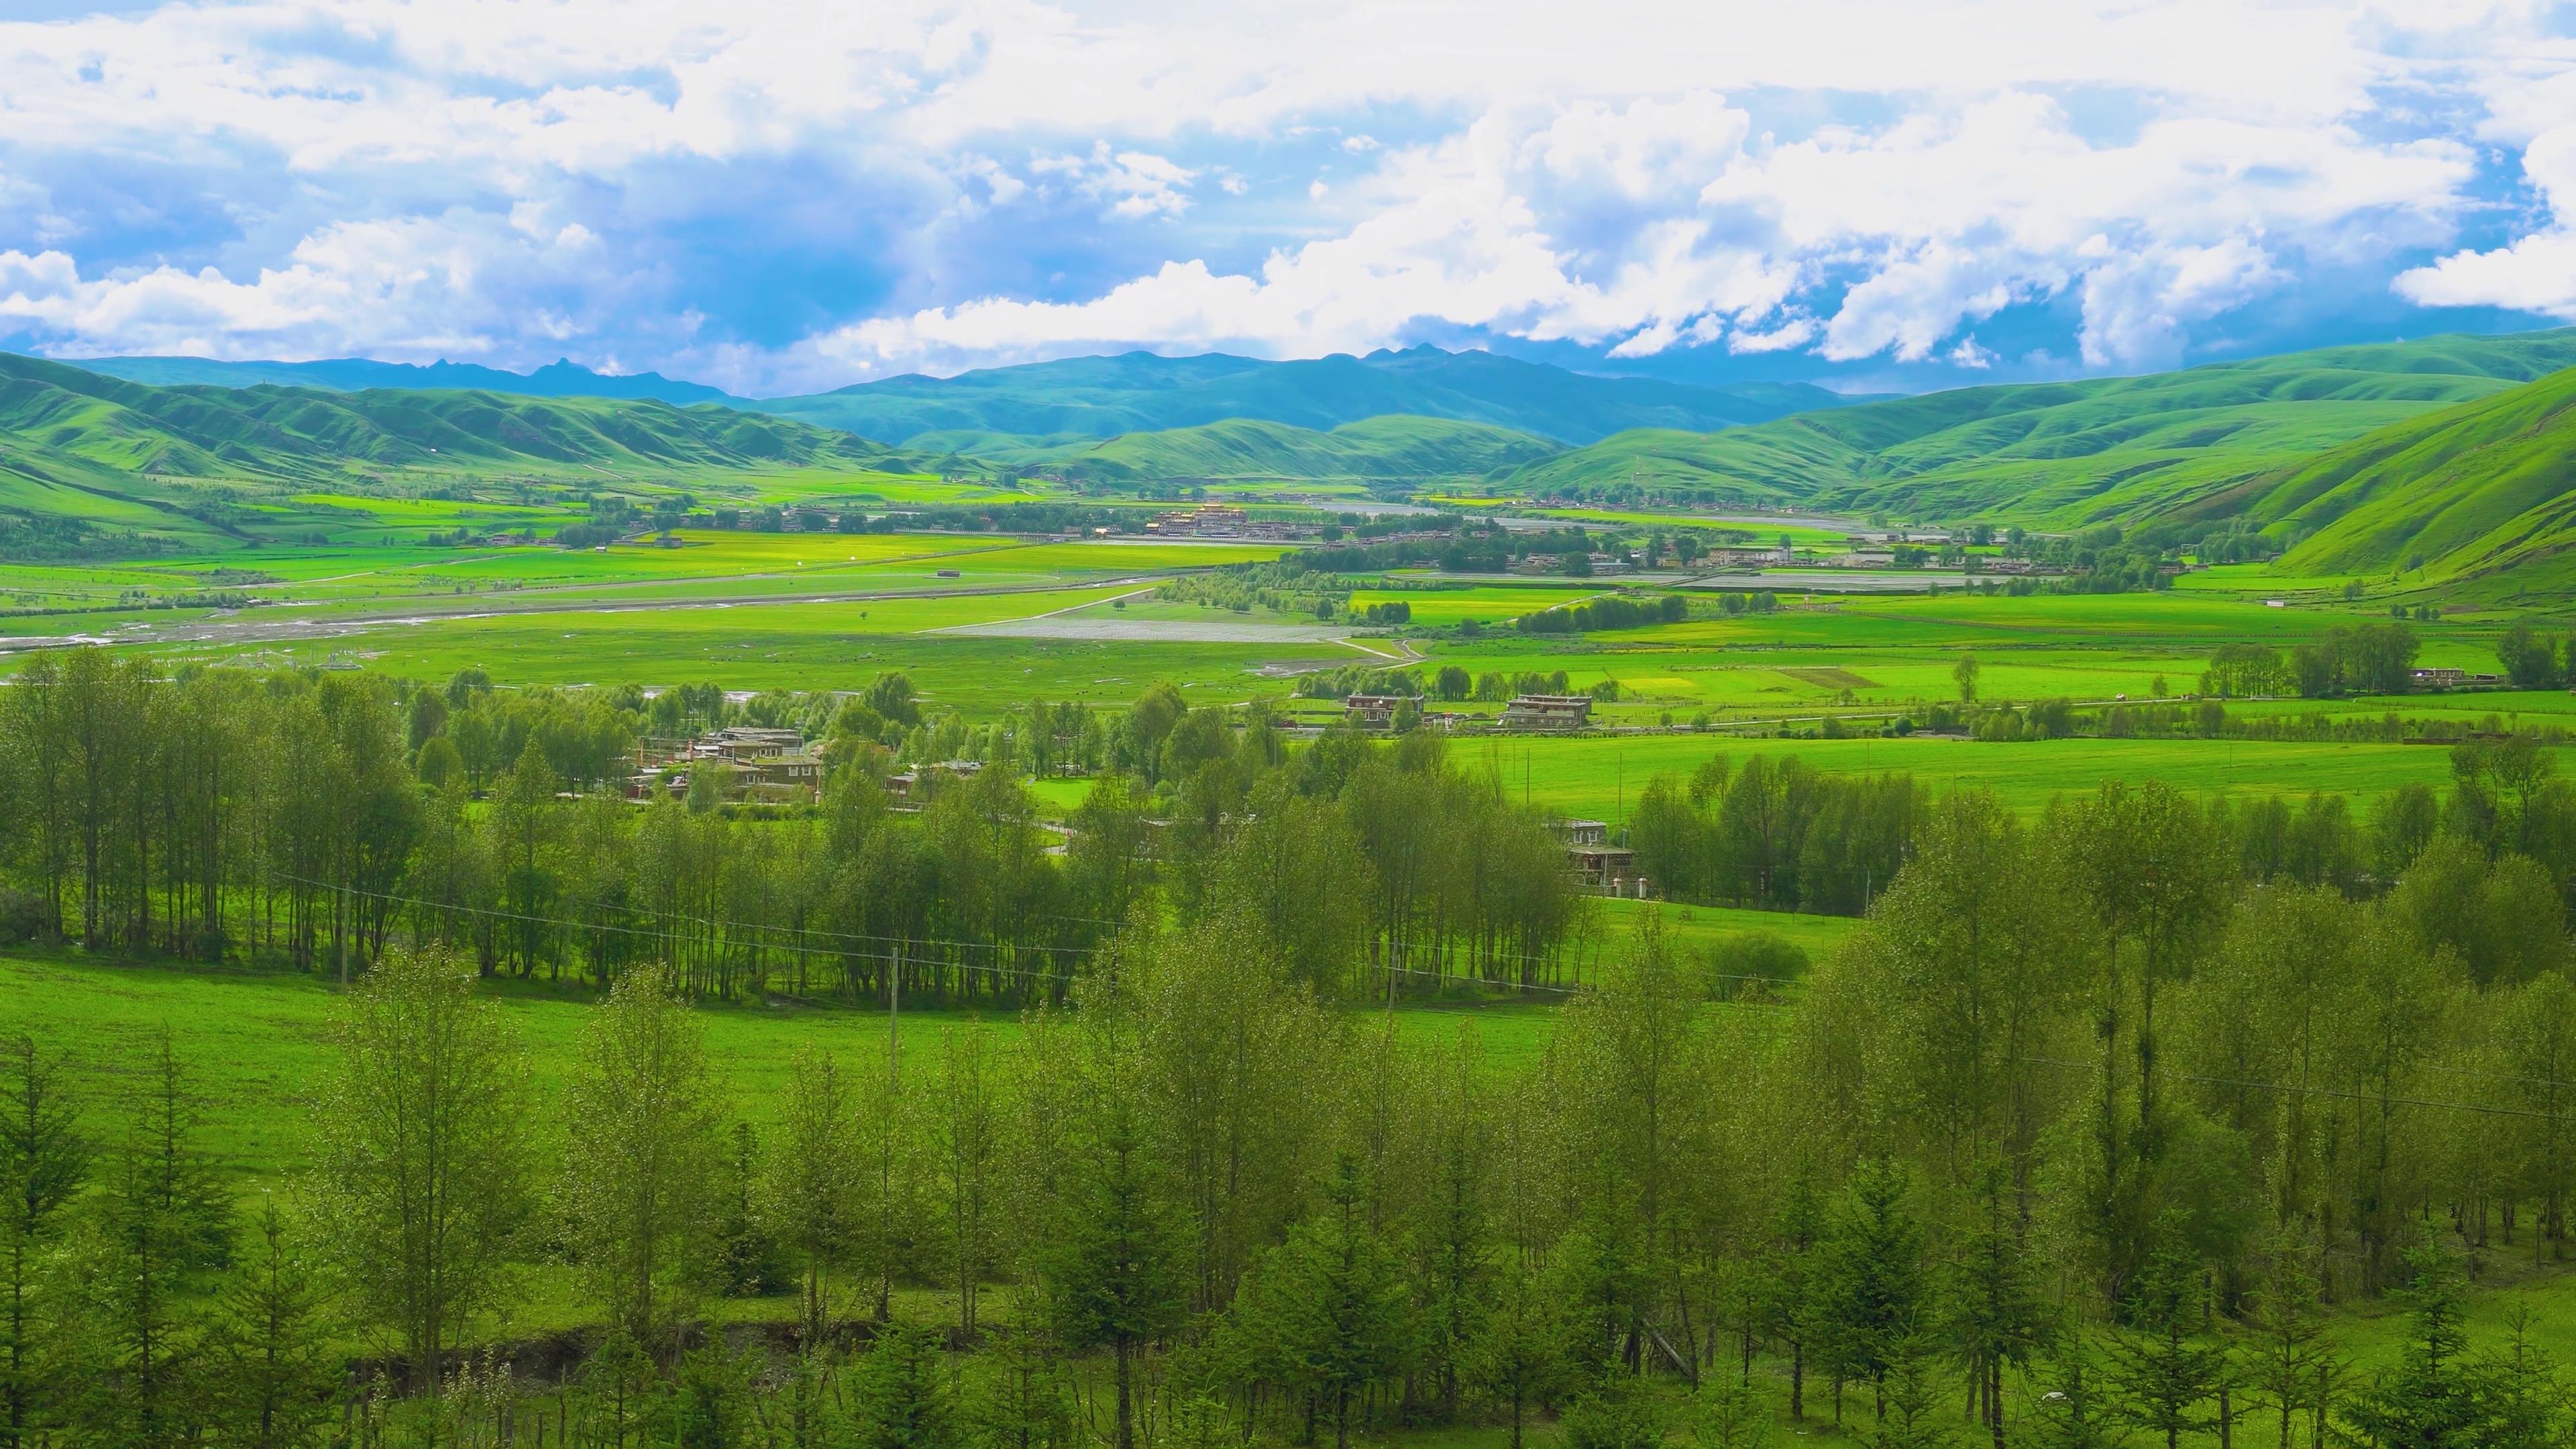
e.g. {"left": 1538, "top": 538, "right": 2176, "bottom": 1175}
{"left": 2254, "top": 366, "right": 2576, "bottom": 597}
{"left": 990, "top": 413, "right": 1562, "bottom": 483}
{"left": 752, "top": 345, "right": 1856, "bottom": 445}
{"left": 0, "top": 353, "right": 896, "bottom": 480}
{"left": 1500, "top": 327, "right": 2576, "bottom": 527}
{"left": 0, "top": 352, "right": 929, "bottom": 550}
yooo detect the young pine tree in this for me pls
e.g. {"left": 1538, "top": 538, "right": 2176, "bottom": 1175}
{"left": 1868, "top": 1331, "right": 1953, "bottom": 1449}
{"left": 205, "top": 1199, "right": 339, "bottom": 1449}
{"left": 2485, "top": 1306, "right": 2571, "bottom": 1449}
{"left": 1464, "top": 1256, "right": 1578, "bottom": 1449}
{"left": 1758, "top": 1178, "right": 1821, "bottom": 1421}
{"left": 2337, "top": 1248, "right": 2495, "bottom": 1449}
{"left": 2242, "top": 1232, "right": 2340, "bottom": 1449}
{"left": 712, "top": 1122, "right": 786, "bottom": 1300}
{"left": 855, "top": 1322, "right": 955, "bottom": 1449}
{"left": 0, "top": 1034, "right": 87, "bottom": 1449}
{"left": 2026, "top": 1338, "right": 2124, "bottom": 1449}
{"left": 1238, "top": 1152, "right": 1417, "bottom": 1449}
{"left": 2105, "top": 1229, "right": 2226, "bottom": 1449}
{"left": 1941, "top": 1169, "right": 2051, "bottom": 1449}
{"left": 76, "top": 1032, "right": 235, "bottom": 1449}
{"left": 1690, "top": 1372, "right": 1774, "bottom": 1449}
{"left": 962, "top": 1328, "right": 1078, "bottom": 1449}
{"left": 1042, "top": 1055, "right": 1185, "bottom": 1449}
{"left": 1813, "top": 1157, "right": 1925, "bottom": 1426}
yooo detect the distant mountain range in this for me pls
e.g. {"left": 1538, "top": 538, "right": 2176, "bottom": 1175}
{"left": 52, "top": 346, "right": 1866, "bottom": 448}
{"left": 66, "top": 354, "right": 739, "bottom": 407}
{"left": 750, "top": 347, "right": 1865, "bottom": 446}
{"left": 983, "top": 415, "right": 1563, "bottom": 484}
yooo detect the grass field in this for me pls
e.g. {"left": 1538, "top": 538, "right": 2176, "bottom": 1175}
{"left": 0, "top": 950, "right": 1592, "bottom": 1195}
{"left": 1452, "top": 731, "right": 2500, "bottom": 817}
{"left": 7, "top": 943, "right": 2572, "bottom": 1403}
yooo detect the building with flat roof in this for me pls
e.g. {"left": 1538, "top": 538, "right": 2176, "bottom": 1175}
{"left": 1500, "top": 694, "right": 1593, "bottom": 731}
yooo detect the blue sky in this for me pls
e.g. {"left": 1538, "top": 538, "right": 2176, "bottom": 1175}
{"left": 0, "top": 1, "right": 2571, "bottom": 398}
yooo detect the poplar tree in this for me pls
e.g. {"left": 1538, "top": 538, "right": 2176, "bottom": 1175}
{"left": 558, "top": 963, "right": 722, "bottom": 1354}
{"left": 933, "top": 1024, "right": 1005, "bottom": 1338}
{"left": 310, "top": 945, "right": 533, "bottom": 1396}
{"left": 767, "top": 1047, "right": 861, "bottom": 1339}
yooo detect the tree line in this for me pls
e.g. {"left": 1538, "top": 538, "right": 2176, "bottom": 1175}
{"left": 7, "top": 769, "right": 2576, "bottom": 1446}
{"left": 0, "top": 651, "right": 1593, "bottom": 1001}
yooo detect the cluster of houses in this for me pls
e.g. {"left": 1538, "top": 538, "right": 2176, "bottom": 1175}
{"left": 2410, "top": 667, "right": 2506, "bottom": 690}
{"left": 625, "top": 727, "right": 824, "bottom": 805}
{"left": 1507, "top": 552, "right": 1633, "bottom": 576}
{"left": 1143, "top": 505, "right": 1301, "bottom": 539}
{"left": 625, "top": 723, "right": 1650, "bottom": 894}
{"left": 627, "top": 730, "right": 1015, "bottom": 808}
{"left": 1342, "top": 693, "right": 1597, "bottom": 733}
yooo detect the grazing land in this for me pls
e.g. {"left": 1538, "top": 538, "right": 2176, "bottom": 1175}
{"left": 8, "top": 333, "right": 2576, "bottom": 1448}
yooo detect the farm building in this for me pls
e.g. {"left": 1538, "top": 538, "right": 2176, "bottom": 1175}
{"left": 887, "top": 759, "right": 985, "bottom": 801}
{"left": 1499, "top": 694, "right": 1593, "bottom": 731}
{"left": 626, "top": 727, "right": 824, "bottom": 804}
{"left": 1344, "top": 694, "right": 1405, "bottom": 729}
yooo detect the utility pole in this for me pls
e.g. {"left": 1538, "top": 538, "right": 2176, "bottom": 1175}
{"left": 337, "top": 881, "right": 350, "bottom": 987}
{"left": 888, "top": 943, "right": 902, "bottom": 1095}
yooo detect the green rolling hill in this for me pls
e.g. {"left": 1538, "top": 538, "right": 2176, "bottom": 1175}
{"left": 751, "top": 345, "right": 1858, "bottom": 446}
{"left": 989, "top": 414, "right": 1561, "bottom": 484}
{"left": 0, "top": 352, "right": 922, "bottom": 550}
{"left": 2240, "top": 366, "right": 2576, "bottom": 598}
{"left": 1499, "top": 327, "right": 2576, "bottom": 528}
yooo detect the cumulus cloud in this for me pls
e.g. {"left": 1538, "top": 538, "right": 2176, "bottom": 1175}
{"left": 0, "top": 0, "right": 2561, "bottom": 389}
{"left": 0, "top": 213, "right": 639, "bottom": 362}
{"left": 2395, "top": 121, "right": 2576, "bottom": 319}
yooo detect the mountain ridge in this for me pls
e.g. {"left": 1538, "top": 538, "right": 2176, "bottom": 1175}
{"left": 748, "top": 345, "right": 1866, "bottom": 446}
{"left": 62, "top": 354, "right": 740, "bottom": 407}
{"left": 1492, "top": 327, "right": 2576, "bottom": 527}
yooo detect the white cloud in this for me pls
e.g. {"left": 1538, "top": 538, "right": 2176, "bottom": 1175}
{"left": 1030, "top": 142, "right": 1197, "bottom": 219}
{"left": 2395, "top": 120, "right": 2576, "bottom": 319}
{"left": 0, "top": 0, "right": 2558, "bottom": 386}
{"left": 814, "top": 76, "right": 2476, "bottom": 378}
{"left": 0, "top": 213, "right": 635, "bottom": 362}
